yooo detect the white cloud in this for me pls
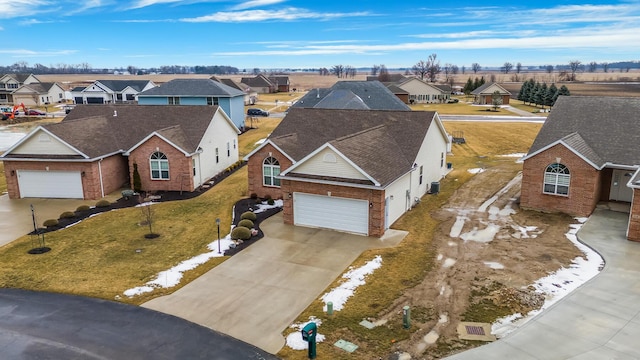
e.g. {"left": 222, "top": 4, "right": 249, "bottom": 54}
{"left": 230, "top": 0, "right": 286, "bottom": 11}
{"left": 0, "top": 0, "right": 49, "bottom": 18}
{"left": 0, "top": 49, "right": 77, "bottom": 57}
{"left": 128, "top": 0, "right": 184, "bottom": 9}
{"left": 181, "top": 7, "right": 371, "bottom": 22}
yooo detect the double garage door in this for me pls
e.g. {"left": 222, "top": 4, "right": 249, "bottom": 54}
{"left": 17, "top": 170, "right": 84, "bottom": 199}
{"left": 293, "top": 193, "right": 369, "bottom": 235}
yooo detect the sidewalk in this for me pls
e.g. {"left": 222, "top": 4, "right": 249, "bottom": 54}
{"left": 446, "top": 208, "right": 640, "bottom": 359}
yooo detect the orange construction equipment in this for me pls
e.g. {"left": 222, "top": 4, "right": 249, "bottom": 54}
{"left": 8, "top": 103, "right": 27, "bottom": 119}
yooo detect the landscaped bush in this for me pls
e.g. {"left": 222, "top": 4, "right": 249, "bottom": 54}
{"left": 238, "top": 219, "right": 254, "bottom": 229}
{"left": 59, "top": 211, "right": 76, "bottom": 219}
{"left": 250, "top": 193, "right": 258, "bottom": 200}
{"left": 267, "top": 198, "right": 275, "bottom": 205}
{"left": 43, "top": 219, "right": 59, "bottom": 227}
{"left": 231, "top": 226, "right": 252, "bottom": 240}
{"left": 76, "top": 205, "right": 91, "bottom": 212}
{"left": 95, "top": 200, "right": 111, "bottom": 208}
{"left": 240, "top": 211, "right": 257, "bottom": 221}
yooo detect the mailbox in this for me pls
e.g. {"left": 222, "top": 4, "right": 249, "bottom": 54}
{"left": 301, "top": 322, "right": 317, "bottom": 342}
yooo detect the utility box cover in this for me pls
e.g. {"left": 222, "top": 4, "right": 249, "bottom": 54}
{"left": 301, "top": 322, "right": 317, "bottom": 342}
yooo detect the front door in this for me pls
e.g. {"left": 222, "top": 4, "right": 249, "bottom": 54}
{"left": 609, "top": 169, "right": 634, "bottom": 202}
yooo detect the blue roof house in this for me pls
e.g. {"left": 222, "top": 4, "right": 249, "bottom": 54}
{"left": 137, "top": 79, "right": 246, "bottom": 129}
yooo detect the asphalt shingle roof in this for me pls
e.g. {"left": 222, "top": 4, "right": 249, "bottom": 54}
{"left": 32, "top": 105, "right": 219, "bottom": 158}
{"left": 527, "top": 96, "right": 640, "bottom": 167}
{"left": 241, "top": 75, "right": 273, "bottom": 88}
{"left": 138, "top": 79, "right": 243, "bottom": 97}
{"left": 270, "top": 108, "right": 437, "bottom": 187}
{"left": 96, "top": 80, "right": 154, "bottom": 92}
{"left": 292, "top": 81, "right": 410, "bottom": 110}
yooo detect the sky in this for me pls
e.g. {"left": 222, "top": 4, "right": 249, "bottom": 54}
{"left": 1, "top": 0, "right": 639, "bottom": 70}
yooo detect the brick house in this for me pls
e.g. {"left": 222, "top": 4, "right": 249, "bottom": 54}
{"left": 1, "top": 105, "right": 239, "bottom": 199}
{"left": 471, "top": 82, "right": 511, "bottom": 105}
{"left": 520, "top": 96, "right": 640, "bottom": 241}
{"left": 245, "top": 108, "right": 450, "bottom": 237}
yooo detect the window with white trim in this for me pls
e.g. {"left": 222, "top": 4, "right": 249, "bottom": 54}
{"left": 543, "top": 163, "right": 570, "bottom": 195}
{"left": 263, "top": 157, "right": 280, "bottom": 187}
{"left": 150, "top": 152, "right": 169, "bottom": 180}
{"left": 168, "top": 97, "right": 180, "bottom": 105}
{"left": 215, "top": 148, "right": 219, "bottom": 163}
{"left": 419, "top": 165, "right": 423, "bottom": 185}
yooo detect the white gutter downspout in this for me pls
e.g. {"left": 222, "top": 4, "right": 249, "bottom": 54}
{"left": 98, "top": 159, "right": 105, "bottom": 198}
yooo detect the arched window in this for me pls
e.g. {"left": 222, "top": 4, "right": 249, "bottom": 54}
{"left": 263, "top": 157, "right": 280, "bottom": 187}
{"left": 150, "top": 152, "right": 169, "bottom": 180}
{"left": 543, "top": 163, "right": 570, "bottom": 195}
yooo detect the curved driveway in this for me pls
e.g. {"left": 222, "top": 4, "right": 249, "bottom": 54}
{"left": 446, "top": 208, "right": 640, "bottom": 359}
{"left": 0, "top": 288, "right": 277, "bottom": 360}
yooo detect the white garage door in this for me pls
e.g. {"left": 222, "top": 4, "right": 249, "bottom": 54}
{"left": 17, "top": 170, "right": 83, "bottom": 199}
{"left": 293, "top": 193, "right": 369, "bottom": 235}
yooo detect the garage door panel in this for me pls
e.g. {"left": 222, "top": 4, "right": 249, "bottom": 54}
{"left": 18, "top": 170, "right": 84, "bottom": 199}
{"left": 294, "top": 193, "right": 368, "bottom": 235}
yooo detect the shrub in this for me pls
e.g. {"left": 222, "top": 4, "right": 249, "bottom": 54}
{"left": 43, "top": 219, "right": 59, "bottom": 227}
{"left": 250, "top": 193, "right": 258, "bottom": 200}
{"left": 59, "top": 211, "right": 76, "bottom": 219}
{"left": 238, "top": 219, "right": 254, "bottom": 229}
{"left": 265, "top": 194, "right": 273, "bottom": 201}
{"left": 76, "top": 205, "right": 90, "bottom": 212}
{"left": 241, "top": 211, "right": 257, "bottom": 221}
{"left": 231, "top": 226, "right": 252, "bottom": 240}
{"left": 267, "top": 198, "right": 275, "bottom": 205}
{"left": 133, "top": 163, "right": 142, "bottom": 193}
{"left": 95, "top": 200, "right": 111, "bottom": 208}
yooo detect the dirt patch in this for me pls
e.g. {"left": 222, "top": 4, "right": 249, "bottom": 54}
{"left": 379, "top": 163, "right": 582, "bottom": 359}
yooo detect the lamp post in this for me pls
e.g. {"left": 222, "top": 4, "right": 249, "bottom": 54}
{"left": 216, "top": 218, "right": 221, "bottom": 254}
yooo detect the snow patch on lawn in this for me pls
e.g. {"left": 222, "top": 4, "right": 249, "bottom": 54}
{"left": 468, "top": 168, "right": 485, "bottom": 174}
{"left": 484, "top": 261, "right": 505, "bottom": 269}
{"left": 286, "top": 318, "right": 325, "bottom": 350}
{"left": 320, "top": 255, "right": 383, "bottom": 312}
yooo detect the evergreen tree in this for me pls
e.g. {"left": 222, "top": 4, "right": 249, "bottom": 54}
{"left": 473, "top": 77, "right": 480, "bottom": 90}
{"left": 537, "top": 83, "right": 549, "bottom": 108}
{"left": 532, "top": 82, "right": 542, "bottom": 106}
{"left": 548, "top": 83, "right": 558, "bottom": 106}
{"left": 463, "top": 77, "right": 474, "bottom": 94}
{"left": 517, "top": 81, "right": 528, "bottom": 101}
{"left": 557, "top": 85, "right": 571, "bottom": 97}
{"left": 479, "top": 76, "right": 486, "bottom": 86}
{"left": 524, "top": 79, "right": 535, "bottom": 105}
{"left": 133, "top": 163, "right": 142, "bottom": 193}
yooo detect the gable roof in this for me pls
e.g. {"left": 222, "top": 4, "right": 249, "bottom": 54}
{"left": 313, "top": 89, "right": 370, "bottom": 109}
{"left": 210, "top": 76, "right": 251, "bottom": 92}
{"left": 0, "top": 73, "right": 36, "bottom": 84}
{"left": 241, "top": 74, "right": 274, "bottom": 88}
{"left": 292, "top": 81, "right": 410, "bottom": 111}
{"left": 523, "top": 96, "right": 640, "bottom": 168}
{"left": 138, "top": 79, "right": 244, "bottom": 97}
{"left": 2, "top": 105, "right": 228, "bottom": 160}
{"left": 471, "top": 82, "right": 511, "bottom": 95}
{"left": 16, "top": 82, "right": 60, "bottom": 94}
{"left": 397, "top": 78, "right": 449, "bottom": 94}
{"left": 267, "top": 108, "right": 438, "bottom": 187}
{"left": 268, "top": 76, "right": 289, "bottom": 86}
{"left": 95, "top": 80, "right": 154, "bottom": 92}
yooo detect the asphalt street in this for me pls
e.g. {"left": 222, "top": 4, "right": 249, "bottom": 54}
{"left": 0, "top": 288, "right": 278, "bottom": 360}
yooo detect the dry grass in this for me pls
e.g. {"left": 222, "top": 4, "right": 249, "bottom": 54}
{"left": 0, "top": 122, "right": 279, "bottom": 305}
{"left": 277, "top": 121, "right": 541, "bottom": 359}
{"left": 240, "top": 117, "right": 282, "bottom": 157}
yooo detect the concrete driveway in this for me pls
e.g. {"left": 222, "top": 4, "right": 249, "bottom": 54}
{"left": 143, "top": 213, "right": 407, "bottom": 354}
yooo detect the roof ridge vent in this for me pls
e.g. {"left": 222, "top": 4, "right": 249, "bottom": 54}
{"left": 113, "top": 110, "right": 117, "bottom": 117}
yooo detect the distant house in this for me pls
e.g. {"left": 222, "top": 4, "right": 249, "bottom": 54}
{"left": 394, "top": 78, "right": 451, "bottom": 104}
{"left": 471, "top": 83, "right": 511, "bottom": 105}
{"left": 520, "top": 96, "right": 640, "bottom": 241}
{"left": 12, "top": 82, "right": 66, "bottom": 106}
{"left": 210, "top": 76, "right": 258, "bottom": 105}
{"left": 292, "top": 81, "right": 410, "bottom": 111}
{"left": 0, "top": 73, "right": 40, "bottom": 104}
{"left": 70, "top": 80, "right": 157, "bottom": 105}
{"left": 240, "top": 74, "right": 275, "bottom": 94}
{"left": 137, "top": 78, "right": 246, "bottom": 130}
{"left": 268, "top": 76, "right": 290, "bottom": 92}
{"left": 244, "top": 108, "right": 450, "bottom": 237}
{"left": 1, "top": 105, "right": 240, "bottom": 200}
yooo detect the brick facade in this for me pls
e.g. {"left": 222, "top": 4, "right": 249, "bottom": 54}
{"left": 246, "top": 143, "right": 292, "bottom": 200}
{"left": 280, "top": 179, "right": 386, "bottom": 237}
{"left": 128, "top": 136, "right": 193, "bottom": 193}
{"left": 628, "top": 190, "right": 640, "bottom": 242}
{"left": 521, "top": 144, "right": 601, "bottom": 217}
{"left": 3, "top": 155, "right": 128, "bottom": 200}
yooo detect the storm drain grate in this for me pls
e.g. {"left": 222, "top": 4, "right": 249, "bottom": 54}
{"left": 465, "top": 325, "right": 485, "bottom": 336}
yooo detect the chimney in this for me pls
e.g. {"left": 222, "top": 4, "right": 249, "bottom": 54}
{"left": 113, "top": 110, "right": 117, "bottom": 117}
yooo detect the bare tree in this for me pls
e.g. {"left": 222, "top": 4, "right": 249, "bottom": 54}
{"left": 568, "top": 60, "right": 582, "bottom": 81}
{"left": 412, "top": 60, "right": 428, "bottom": 80}
{"left": 426, "top": 53, "right": 441, "bottom": 82}
{"left": 443, "top": 63, "right": 453, "bottom": 81}
{"left": 378, "top": 65, "right": 390, "bottom": 82}
{"left": 371, "top": 64, "right": 380, "bottom": 76}
{"left": 602, "top": 62, "right": 609, "bottom": 73}
{"left": 139, "top": 201, "right": 158, "bottom": 239}
{"left": 331, "top": 64, "right": 344, "bottom": 78}
{"left": 587, "top": 62, "right": 598, "bottom": 72}
{"left": 516, "top": 62, "right": 522, "bottom": 74}
{"left": 451, "top": 65, "right": 459, "bottom": 75}
{"left": 471, "top": 63, "right": 481, "bottom": 74}
{"left": 545, "top": 65, "right": 554, "bottom": 74}
{"left": 461, "top": 65, "right": 466, "bottom": 74}
{"left": 502, "top": 62, "right": 513, "bottom": 74}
